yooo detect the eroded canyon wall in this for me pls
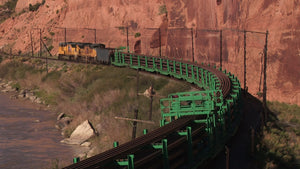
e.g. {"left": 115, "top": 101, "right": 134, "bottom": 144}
{"left": 0, "top": 0, "right": 299, "bottom": 105}
{"left": 165, "top": 0, "right": 300, "bottom": 105}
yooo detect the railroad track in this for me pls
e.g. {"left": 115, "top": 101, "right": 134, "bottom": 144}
{"left": 62, "top": 51, "right": 241, "bottom": 169}
{"left": 0, "top": 50, "right": 241, "bottom": 169}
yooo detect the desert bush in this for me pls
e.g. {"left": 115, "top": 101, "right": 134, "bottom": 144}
{"left": 158, "top": 4, "right": 167, "bottom": 15}
{"left": 41, "top": 71, "right": 61, "bottom": 82}
{"left": 255, "top": 102, "right": 300, "bottom": 169}
{"left": 160, "top": 80, "right": 191, "bottom": 96}
{"left": 29, "top": 2, "right": 42, "bottom": 12}
{"left": 1, "top": 0, "right": 18, "bottom": 11}
{"left": 0, "top": 60, "right": 35, "bottom": 79}
{"left": 35, "top": 89, "right": 58, "bottom": 105}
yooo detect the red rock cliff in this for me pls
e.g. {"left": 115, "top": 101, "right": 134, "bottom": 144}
{"left": 0, "top": 0, "right": 299, "bottom": 105}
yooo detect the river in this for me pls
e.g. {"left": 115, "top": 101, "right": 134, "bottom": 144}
{"left": 0, "top": 93, "right": 74, "bottom": 169}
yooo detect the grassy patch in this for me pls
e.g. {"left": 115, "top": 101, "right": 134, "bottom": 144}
{"left": 0, "top": 57, "right": 193, "bottom": 157}
{"left": 254, "top": 102, "right": 300, "bottom": 169}
{"left": 35, "top": 89, "right": 58, "bottom": 105}
{"left": 41, "top": 71, "right": 61, "bottom": 82}
{"left": 158, "top": 4, "right": 167, "bottom": 15}
{"left": 0, "top": 60, "right": 37, "bottom": 79}
{"left": 1, "top": 0, "right": 18, "bottom": 11}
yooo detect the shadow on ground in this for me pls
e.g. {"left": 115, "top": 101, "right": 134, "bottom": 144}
{"left": 206, "top": 90, "right": 300, "bottom": 169}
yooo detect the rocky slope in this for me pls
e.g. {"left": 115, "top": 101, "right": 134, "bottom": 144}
{"left": 0, "top": 0, "right": 299, "bottom": 105}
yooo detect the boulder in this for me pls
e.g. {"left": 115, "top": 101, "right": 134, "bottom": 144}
{"left": 10, "top": 95, "right": 18, "bottom": 99}
{"left": 81, "top": 142, "right": 91, "bottom": 147}
{"left": 29, "top": 95, "right": 37, "bottom": 102}
{"left": 143, "top": 86, "right": 155, "bottom": 98}
{"left": 57, "top": 112, "right": 65, "bottom": 121}
{"left": 61, "top": 120, "right": 95, "bottom": 145}
{"left": 87, "top": 147, "right": 97, "bottom": 158}
{"left": 55, "top": 116, "right": 72, "bottom": 129}
{"left": 35, "top": 98, "right": 42, "bottom": 104}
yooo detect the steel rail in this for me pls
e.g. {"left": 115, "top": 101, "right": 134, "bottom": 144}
{"left": 63, "top": 118, "right": 192, "bottom": 169}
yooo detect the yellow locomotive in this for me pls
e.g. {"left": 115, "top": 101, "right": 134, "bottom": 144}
{"left": 58, "top": 42, "right": 110, "bottom": 63}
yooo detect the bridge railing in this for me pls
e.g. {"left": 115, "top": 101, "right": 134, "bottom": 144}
{"left": 112, "top": 51, "right": 220, "bottom": 91}
{"left": 108, "top": 50, "right": 242, "bottom": 169}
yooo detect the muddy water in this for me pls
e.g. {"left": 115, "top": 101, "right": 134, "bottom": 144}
{"left": 0, "top": 94, "right": 74, "bottom": 169}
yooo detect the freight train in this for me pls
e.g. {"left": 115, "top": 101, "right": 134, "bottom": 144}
{"left": 58, "top": 42, "right": 114, "bottom": 63}
{"left": 60, "top": 41, "right": 242, "bottom": 169}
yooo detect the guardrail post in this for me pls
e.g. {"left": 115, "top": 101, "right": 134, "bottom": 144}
{"left": 196, "top": 66, "right": 199, "bottom": 81}
{"left": 166, "top": 60, "right": 170, "bottom": 72}
{"left": 113, "top": 141, "right": 119, "bottom": 147}
{"left": 187, "top": 126, "right": 193, "bottom": 167}
{"left": 138, "top": 55, "right": 141, "bottom": 67}
{"left": 122, "top": 53, "right": 125, "bottom": 64}
{"left": 130, "top": 53, "right": 132, "bottom": 65}
{"left": 173, "top": 60, "right": 176, "bottom": 74}
{"left": 162, "top": 139, "right": 169, "bottom": 169}
{"left": 191, "top": 65, "right": 194, "bottom": 80}
{"left": 128, "top": 155, "right": 134, "bottom": 169}
{"left": 186, "top": 64, "right": 189, "bottom": 78}
{"left": 145, "top": 56, "right": 148, "bottom": 68}
{"left": 152, "top": 57, "right": 156, "bottom": 70}
{"left": 73, "top": 157, "right": 80, "bottom": 164}
{"left": 179, "top": 62, "right": 183, "bottom": 76}
{"left": 143, "top": 129, "right": 148, "bottom": 135}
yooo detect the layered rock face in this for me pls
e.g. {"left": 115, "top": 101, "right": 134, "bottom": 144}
{"left": 0, "top": 0, "right": 7, "bottom": 5}
{"left": 15, "top": 0, "right": 43, "bottom": 13}
{"left": 0, "top": 0, "right": 299, "bottom": 105}
{"left": 165, "top": 0, "right": 300, "bottom": 105}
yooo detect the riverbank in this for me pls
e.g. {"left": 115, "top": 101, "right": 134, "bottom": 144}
{"left": 0, "top": 92, "right": 74, "bottom": 168}
{"left": 0, "top": 57, "right": 192, "bottom": 166}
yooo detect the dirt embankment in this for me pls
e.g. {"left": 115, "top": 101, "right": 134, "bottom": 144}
{"left": 0, "top": 0, "right": 299, "bottom": 105}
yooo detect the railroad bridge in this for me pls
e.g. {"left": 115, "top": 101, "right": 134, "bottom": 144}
{"left": 64, "top": 50, "right": 241, "bottom": 169}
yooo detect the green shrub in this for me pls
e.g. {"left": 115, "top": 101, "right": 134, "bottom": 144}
{"left": 11, "top": 82, "right": 21, "bottom": 90}
{"left": 41, "top": 71, "right": 61, "bottom": 82}
{"left": 2, "top": 0, "right": 18, "bottom": 11}
{"left": 48, "top": 45, "right": 54, "bottom": 51}
{"left": 135, "top": 32, "right": 141, "bottom": 38}
{"left": 161, "top": 81, "right": 191, "bottom": 96}
{"left": 29, "top": 2, "right": 42, "bottom": 12}
{"left": 158, "top": 5, "right": 167, "bottom": 15}
{"left": 0, "top": 60, "right": 35, "bottom": 79}
{"left": 49, "top": 32, "right": 55, "bottom": 36}
{"left": 35, "top": 89, "right": 58, "bottom": 105}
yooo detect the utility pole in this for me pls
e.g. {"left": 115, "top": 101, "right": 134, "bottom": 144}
{"left": 225, "top": 146, "right": 230, "bottom": 169}
{"left": 40, "top": 28, "right": 42, "bottom": 57}
{"left": 55, "top": 27, "right": 67, "bottom": 43}
{"left": 84, "top": 28, "right": 97, "bottom": 43}
{"left": 64, "top": 27, "right": 67, "bottom": 43}
{"left": 132, "top": 109, "right": 139, "bottom": 140}
{"left": 220, "top": 29, "right": 223, "bottom": 69}
{"left": 159, "top": 28, "right": 162, "bottom": 57}
{"left": 30, "top": 31, "right": 34, "bottom": 57}
{"left": 146, "top": 28, "right": 162, "bottom": 57}
{"left": 191, "top": 28, "right": 195, "bottom": 62}
{"left": 244, "top": 30, "right": 247, "bottom": 91}
{"left": 41, "top": 38, "right": 53, "bottom": 74}
{"left": 149, "top": 84, "right": 154, "bottom": 120}
{"left": 94, "top": 29, "right": 96, "bottom": 43}
{"left": 33, "top": 28, "right": 42, "bottom": 57}
{"left": 127, "top": 26, "right": 129, "bottom": 53}
{"left": 263, "top": 30, "right": 269, "bottom": 123}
